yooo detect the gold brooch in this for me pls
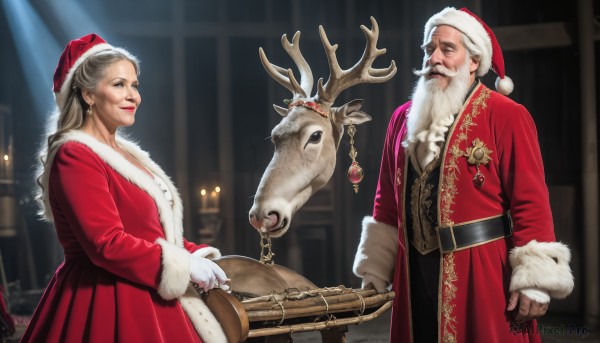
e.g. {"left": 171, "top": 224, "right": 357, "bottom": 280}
{"left": 464, "top": 138, "right": 492, "bottom": 187}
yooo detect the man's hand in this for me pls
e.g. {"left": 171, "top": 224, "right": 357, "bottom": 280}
{"left": 507, "top": 291, "right": 549, "bottom": 322}
{"left": 362, "top": 273, "right": 389, "bottom": 293}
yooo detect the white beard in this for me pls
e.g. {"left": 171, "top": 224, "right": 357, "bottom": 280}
{"left": 402, "top": 59, "right": 472, "bottom": 170}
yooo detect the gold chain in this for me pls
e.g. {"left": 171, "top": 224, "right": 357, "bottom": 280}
{"left": 259, "top": 232, "right": 275, "bottom": 266}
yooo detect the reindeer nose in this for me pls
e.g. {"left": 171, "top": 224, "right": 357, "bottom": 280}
{"left": 248, "top": 211, "right": 280, "bottom": 231}
{"left": 249, "top": 213, "right": 262, "bottom": 231}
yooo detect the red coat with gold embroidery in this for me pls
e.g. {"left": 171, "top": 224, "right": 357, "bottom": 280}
{"left": 373, "top": 84, "right": 555, "bottom": 342}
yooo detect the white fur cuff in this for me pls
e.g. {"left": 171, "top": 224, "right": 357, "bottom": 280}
{"left": 520, "top": 287, "right": 551, "bottom": 304}
{"left": 192, "top": 246, "right": 222, "bottom": 259}
{"left": 353, "top": 216, "right": 398, "bottom": 283}
{"left": 156, "top": 238, "right": 191, "bottom": 300}
{"left": 509, "top": 240, "right": 574, "bottom": 299}
{"left": 362, "top": 273, "right": 390, "bottom": 293}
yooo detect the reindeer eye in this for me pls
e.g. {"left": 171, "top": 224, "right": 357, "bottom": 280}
{"left": 309, "top": 131, "right": 322, "bottom": 144}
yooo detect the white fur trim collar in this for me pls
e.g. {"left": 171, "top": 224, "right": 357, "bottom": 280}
{"left": 40, "top": 130, "right": 184, "bottom": 246}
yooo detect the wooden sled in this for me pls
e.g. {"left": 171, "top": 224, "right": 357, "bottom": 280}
{"left": 204, "top": 255, "right": 394, "bottom": 343}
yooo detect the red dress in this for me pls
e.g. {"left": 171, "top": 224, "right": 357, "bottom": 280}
{"left": 354, "top": 83, "right": 574, "bottom": 343}
{"left": 21, "top": 131, "right": 226, "bottom": 343}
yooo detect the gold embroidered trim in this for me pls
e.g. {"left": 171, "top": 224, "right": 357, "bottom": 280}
{"left": 438, "top": 87, "right": 491, "bottom": 343}
{"left": 395, "top": 168, "right": 403, "bottom": 188}
{"left": 441, "top": 253, "right": 458, "bottom": 343}
{"left": 440, "top": 88, "right": 491, "bottom": 227}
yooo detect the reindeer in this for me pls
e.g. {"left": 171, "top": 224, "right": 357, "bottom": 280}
{"left": 248, "top": 17, "right": 397, "bottom": 237}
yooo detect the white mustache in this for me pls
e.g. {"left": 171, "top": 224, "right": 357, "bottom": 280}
{"left": 412, "top": 65, "right": 459, "bottom": 77}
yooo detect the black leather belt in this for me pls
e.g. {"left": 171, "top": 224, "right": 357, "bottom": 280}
{"left": 437, "top": 213, "right": 513, "bottom": 253}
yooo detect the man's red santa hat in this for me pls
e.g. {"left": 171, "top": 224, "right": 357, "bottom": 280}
{"left": 424, "top": 7, "right": 514, "bottom": 95}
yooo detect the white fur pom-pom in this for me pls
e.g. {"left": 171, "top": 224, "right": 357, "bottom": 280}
{"left": 495, "top": 75, "right": 514, "bottom": 95}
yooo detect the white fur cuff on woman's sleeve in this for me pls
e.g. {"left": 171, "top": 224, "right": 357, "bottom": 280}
{"left": 156, "top": 238, "right": 191, "bottom": 300}
{"left": 353, "top": 216, "right": 398, "bottom": 283}
{"left": 509, "top": 240, "right": 574, "bottom": 299}
{"left": 192, "top": 246, "right": 221, "bottom": 259}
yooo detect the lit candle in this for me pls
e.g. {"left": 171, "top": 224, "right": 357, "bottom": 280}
{"left": 210, "top": 191, "right": 217, "bottom": 210}
{"left": 215, "top": 186, "right": 221, "bottom": 212}
{"left": 1, "top": 153, "right": 7, "bottom": 179}
{"left": 200, "top": 188, "right": 207, "bottom": 211}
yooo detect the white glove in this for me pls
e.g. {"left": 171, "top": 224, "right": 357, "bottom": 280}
{"left": 361, "top": 272, "right": 389, "bottom": 293}
{"left": 190, "top": 251, "right": 229, "bottom": 292}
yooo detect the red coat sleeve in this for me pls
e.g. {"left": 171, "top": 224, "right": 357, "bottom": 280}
{"left": 372, "top": 104, "right": 409, "bottom": 228}
{"left": 183, "top": 239, "right": 217, "bottom": 256}
{"left": 183, "top": 240, "right": 204, "bottom": 253}
{"left": 50, "top": 143, "right": 165, "bottom": 289}
{"left": 493, "top": 102, "right": 556, "bottom": 246}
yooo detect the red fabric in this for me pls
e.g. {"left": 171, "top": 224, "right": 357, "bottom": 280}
{"left": 0, "top": 286, "right": 14, "bottom": 336}
{"left": 53, "top": 33, "right": 107, "bottom": 92}
{"left": 373, "top": 84, "right": 554, "bottom": 342}
{"left": 21, "top": 142, "right": 206, "bottom": 343}
{"left": 459, "top": 8, "right": 506, "bottom": 79}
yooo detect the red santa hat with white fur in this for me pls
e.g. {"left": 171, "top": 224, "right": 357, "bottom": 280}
{"left": 424, "top": 7, "right": 514, "bottom": 95}
{"left": 53, "top": 34, "right": 114, "bottom": 111}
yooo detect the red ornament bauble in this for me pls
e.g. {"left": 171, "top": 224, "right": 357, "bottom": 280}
{"left": 347, "top": 162, "right": 364, "bottom": 184}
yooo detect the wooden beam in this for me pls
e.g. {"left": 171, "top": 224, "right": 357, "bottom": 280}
{"left": 494, "top": 20, "right": 600, "bottom": 51}
{"left": 493, "top": 22, "right": 574, "bottom": 51}
{"left": 172, "top": 0, "right": 192, "bottom": 238}
{"left": 216, "top": 2, "right": 235, "bottom": 254}
{"left": 112, "top": 22, "right": 288, "bottom": 38}
{"left": 113, "top": 18, "right": 600, "bottom": 52}
{"left": 578, "top": 0, "right": 600, "bottom": 327}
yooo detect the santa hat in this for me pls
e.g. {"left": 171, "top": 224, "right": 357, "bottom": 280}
{"left": 424, "top": 7, "right": 514, "bottom": 95}
{"left": 53, "top": 33, "right": 113, "bottom": 110}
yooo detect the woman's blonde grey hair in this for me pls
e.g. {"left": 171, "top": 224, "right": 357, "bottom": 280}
{"left": 35, "top": 47, "right": 140, "bottom": 216}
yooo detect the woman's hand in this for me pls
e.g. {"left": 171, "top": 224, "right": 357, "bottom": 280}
{"left": 190, "top": 252, "right": 229, "bottom": 292}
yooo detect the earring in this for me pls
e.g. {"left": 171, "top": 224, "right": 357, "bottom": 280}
{"left": 87, "top": 106, "right": 93, "bottom": 117}
{"left": 346, "top": 122, "right": 364, "bottom": 193}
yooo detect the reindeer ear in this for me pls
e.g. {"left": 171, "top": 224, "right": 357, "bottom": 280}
{"left": 273, "top": 104, "right": 289, "bottom": 117}
{"left": 333, "top": 99, "right": 372, "bottom": 125}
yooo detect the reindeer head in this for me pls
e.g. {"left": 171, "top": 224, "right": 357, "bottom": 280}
{"left": 249, "top": 17, "right": 396, "bottom": 237}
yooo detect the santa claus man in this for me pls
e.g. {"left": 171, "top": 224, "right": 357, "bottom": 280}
{"left": 353, "top": 7, "right": 574, "bottom": 343}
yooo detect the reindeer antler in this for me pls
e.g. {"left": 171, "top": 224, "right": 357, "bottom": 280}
{"left": 259, "top": 32, "right": 313, "bottom": 99}
{"left": 317, "top": 17, "right": 397, "bottom": 105}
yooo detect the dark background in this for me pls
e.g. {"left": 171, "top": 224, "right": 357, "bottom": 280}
{"left": 0, "top": 0, "right": 597, "bottom": 326}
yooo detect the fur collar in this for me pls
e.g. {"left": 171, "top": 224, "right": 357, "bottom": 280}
{"left": 40, "top": 130, "right": 184, "bottom": 246}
